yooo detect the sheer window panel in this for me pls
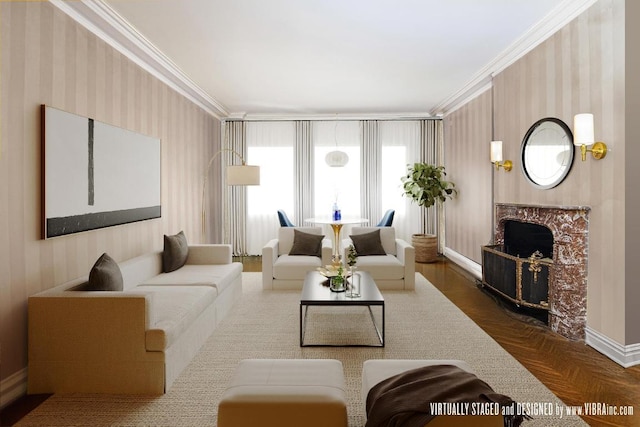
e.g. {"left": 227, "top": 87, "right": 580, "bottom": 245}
{"left": 246, "top": 121, "right": 295, "bottom": 255}
{"left": 380, "top": 121, "right": 422, "bottom": 242}
{"left": 381, "top": 145, "right": 406, "bottom": 214}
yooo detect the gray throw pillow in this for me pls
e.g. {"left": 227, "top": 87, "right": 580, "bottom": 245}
{"left": 289, "top": 229, "right": 324, "bottom": 257}
{"left": 84, "top": 253, "right": 123, "bottom": 291}
{"left": 163, "top": 231, "right": 189, "bottom": 273}
{"left": 350, "top": 229, "right": 386, "bottom": 256}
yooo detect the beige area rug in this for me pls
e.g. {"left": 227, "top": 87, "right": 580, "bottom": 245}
{"left": 17, "top": 273, "right": 586, "bottom": 426}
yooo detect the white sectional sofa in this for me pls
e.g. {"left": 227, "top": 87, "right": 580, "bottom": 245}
{"left": 27, "top": 244, "right": 242, "bottom": 395}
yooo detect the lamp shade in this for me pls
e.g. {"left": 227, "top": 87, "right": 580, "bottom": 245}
{"left": 490, "top": 140, "right": 503, "bottom": 163}
{"left": 573, "top": 113, "right": 595, "bottom": 146}
{"left": 227, "top": 165, "right": 260, "bottom": 185}
{"left": 325, "top": 150, "right": 349, "bottom": 167}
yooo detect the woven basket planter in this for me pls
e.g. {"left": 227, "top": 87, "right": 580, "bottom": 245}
{"left": 412, "top": 234, "right": 437, "bottom": 263}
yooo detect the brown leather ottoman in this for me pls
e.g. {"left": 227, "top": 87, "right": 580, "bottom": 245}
{"left": 218, "top": 359, "right": 348, "bottom": 427}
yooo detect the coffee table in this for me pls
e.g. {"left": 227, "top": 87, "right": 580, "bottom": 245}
{"left": 300, "top": 271, "right": 385, "bottom": 347}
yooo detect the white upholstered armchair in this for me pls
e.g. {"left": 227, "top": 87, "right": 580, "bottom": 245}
{"left": 262, "top": 227, "right": 332, "bottom": 290}
{"left": 342, "top": 227, "right": 415, "bottom": 290}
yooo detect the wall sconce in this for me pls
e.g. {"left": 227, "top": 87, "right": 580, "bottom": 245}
{"left": 490, "top": 140, "right": 512, "bottom": 171}
{"left": 573, "top": 113, "right": 608, "bottom": 161}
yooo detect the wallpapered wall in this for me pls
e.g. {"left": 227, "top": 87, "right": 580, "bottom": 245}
{"left": 443, "top": 90, "right": 493, "bottom": 263}
{"left": 0, "top": 2, "right": 222, "bottom": 385}
{"left": 444, "top": 0, "right": 630, "bottom": 345}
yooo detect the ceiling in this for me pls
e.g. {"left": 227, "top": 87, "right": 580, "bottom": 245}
{"left": 75, "top": 0, "right": 594, "bottom": 119}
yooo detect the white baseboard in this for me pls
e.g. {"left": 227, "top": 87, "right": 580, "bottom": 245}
{"left": 443, "top": 247, "right": 482, "bottom": 280}
{"left": 1, "top": 368, "right": 27, "bottom": 409}
{"left": 585, "top": 327, "right": 640, "bottom": 368}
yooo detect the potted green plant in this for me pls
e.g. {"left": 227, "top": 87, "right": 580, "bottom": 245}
{"left": 401, "top": 163, "right": 456, "bottom": 262}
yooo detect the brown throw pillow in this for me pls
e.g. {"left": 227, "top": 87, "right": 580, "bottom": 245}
{"left": 84, "top": 253, "right": 123, "bottom": 291}
{"left": 289, "top": 229, "right": 324, "bottom": 257}
{"left": 350, "top": 229, "right": 386, "bottom": 256}
{"left": 163, "top": 231, "right": 189, "bottom": 272}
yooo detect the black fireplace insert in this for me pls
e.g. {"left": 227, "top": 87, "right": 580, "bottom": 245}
{"left": 481, "top": 220, "right": 554, "bottom": 321}
{"left": 504, "top": 220, "right": 553, "bottom": 259}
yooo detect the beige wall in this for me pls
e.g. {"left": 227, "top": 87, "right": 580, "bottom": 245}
{"left": 625, "top": 0, "right": 640, "bottom": 344}
{"left": 0, "top": 2, "right": 222, "bottom": 383}
{"left": 444, "top": 90, "right": 493, "bottom": 263}
{"left": 444, "top": 0, "right": 632, "bottom": 345}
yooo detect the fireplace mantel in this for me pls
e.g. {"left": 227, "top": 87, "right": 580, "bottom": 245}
{"left": 494, "top": 203, "right": 590, "bottom": 340}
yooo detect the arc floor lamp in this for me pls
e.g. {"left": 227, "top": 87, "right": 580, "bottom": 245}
{"left": 201, "top": 148, "right": 260, "bottom": 239}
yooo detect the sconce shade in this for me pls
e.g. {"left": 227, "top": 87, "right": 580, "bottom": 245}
{"left": 227, "top": 165, "right": 260, "bottom": 185}
{"left": 573, "top": 113, "right": 595, "bottom": 146}
{"left": 490, "top": 141, "right": 503, "bottom": 162}
{"left": 325, "top": 150, "right": 349, "bottom": 167}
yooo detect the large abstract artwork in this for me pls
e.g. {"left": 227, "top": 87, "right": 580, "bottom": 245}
{"left": 42, "top": 105, "right": 161, "bottom": 238}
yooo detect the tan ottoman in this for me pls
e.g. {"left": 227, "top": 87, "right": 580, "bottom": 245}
{"left": 218, "top": 359, "right": 348, "bottom": 427}
{"left": 362, "top": 359, "right": 503, "bottom": 427}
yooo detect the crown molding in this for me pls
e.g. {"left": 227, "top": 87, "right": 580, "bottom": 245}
{"left": 49, "top": 0, "right": 598, "bottom": 121}
{"left": 438, "top": 79, "right": 493, "bottom": 117}
{"left": 432, "top": 0, "right": 599, "bottom": 116}
{"left": 49, "top": 0, "right": 228, "bottom": 119}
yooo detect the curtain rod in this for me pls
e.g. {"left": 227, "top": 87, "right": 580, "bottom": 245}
{"left": 225, "top": 115, "right": 442, "bottom": 122}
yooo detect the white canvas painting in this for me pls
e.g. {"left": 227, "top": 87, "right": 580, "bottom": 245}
{"left": 43, "top": 105, "right": 161, "bottom": 238}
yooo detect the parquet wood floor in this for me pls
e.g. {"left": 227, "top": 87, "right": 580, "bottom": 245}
{"left": 416, "top": 258, "right": 640, "bottom": 427}
{"left": 2, "top": 256, "right": 638, "bottom": 426}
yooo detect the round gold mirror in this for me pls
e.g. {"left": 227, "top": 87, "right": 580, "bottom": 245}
{"left": 521, "top": 118, "right": 574, "bottom": 189}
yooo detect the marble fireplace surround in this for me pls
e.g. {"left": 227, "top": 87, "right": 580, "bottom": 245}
{"left": 494, "top": 203, "right": 590, "bottom": 341}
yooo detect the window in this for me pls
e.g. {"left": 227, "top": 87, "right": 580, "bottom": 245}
{"left": 247, "top": 146, "right": 294, "bottom": 216}
{"left": 312, "top": 121, "right": 361, "bottom": 219}
{"left": 381, "top": 145, "right": 407, "bottom": 215}
{"left": 246, "top": 122, "right": 295, "bottom": 254}
{"left": 241, "top": 119, "right": 426, "bottom": 254}
{"left": 379, "top": 121, "right": 421, "bottom": 241}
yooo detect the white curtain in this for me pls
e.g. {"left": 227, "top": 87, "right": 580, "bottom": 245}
{"left": 420, "top": 119, "right": 444, "bottom": 250}
{"left": 421, "top": 120, "right": 441, "bottom": 237}
{"left": 246, "top": 121, "right": 295, "bottom": 255}
{"left": 379, "top": 120, "right": 422, "bottom": 242}
{"left": 225, "top": 121, "right": 248, "bottom": 255}
{"left": 294, "top": 121, "right": 314, "bottom": 226}
{"left": 360, "top": 121, "right": 381, "bottom": 226}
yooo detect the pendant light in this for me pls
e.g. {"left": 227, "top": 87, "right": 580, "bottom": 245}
{"left": 325, "top": 120, "right": 349, "bottom": 167}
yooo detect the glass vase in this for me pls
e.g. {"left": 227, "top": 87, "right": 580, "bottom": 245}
{"left": 347, "top": 266, "right": 360, "bottom": 298}
{"left": 330, "top": 276, "right": 345, "bottom": 292}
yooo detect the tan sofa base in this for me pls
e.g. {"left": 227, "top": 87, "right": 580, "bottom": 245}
{"left": 28, "top": 359, "right": 165, "bottom": 395}
{"left": 218, "top": 359, "right": 348, "bottom": 427}
{"left": 27, "top": 245, "right": 242, "bottom": 395}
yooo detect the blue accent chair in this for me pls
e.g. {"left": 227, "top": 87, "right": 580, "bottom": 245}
{"left": 277, "top": 210, "right": 295, "bottom": 227}
{"left": 376, "top": 209, "right": 395, "bottom": 227}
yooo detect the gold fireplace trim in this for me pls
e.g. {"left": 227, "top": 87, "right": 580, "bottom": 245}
{"left": 482, "top": 245, "right": 552, "bottom": 311}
